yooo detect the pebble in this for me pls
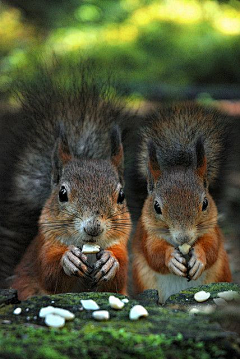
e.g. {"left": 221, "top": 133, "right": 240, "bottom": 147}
{"left": 129, "top": 305, "right": 149, "bottom": 320}
{"left": 13, "top": 307, "right": 22, "bottom": 315}
{"left": 194, "top": 291, "right": 211, "bottom": 302}
{"left": 122, "top": 298, "right": 129, "bottom": 304}
{"left": 82, "top": 244, "right": 100, "bottom": 254}
{"left": 92, "top": 310, "right": 110, "bottom": 321}
{"left": 109, "top": 295, "right": 124, "bottom": 310}
{"left": 213, "top": 298, "right": 227, "bottom": 306}
{"left": 45, "top": 314, "right": 65, "bottom": 328}
{"left": 80, "top": 299, "right": 100, "bottom": 310}
{"left": 178, "top": 243, "right": 191, "bottom": 255}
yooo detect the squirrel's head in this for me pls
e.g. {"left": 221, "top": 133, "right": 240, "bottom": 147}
{"left": 39, "top": 125, "right": 131, "bottom": 249}
{"left": 143, "top": 139, "right": 218, "bottom": 247}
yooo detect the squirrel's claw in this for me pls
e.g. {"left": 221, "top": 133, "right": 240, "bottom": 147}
{"left": 61, "top": 246, "right": 92, "bottom": 279}
{"left": 167, "top": 249, "right": 187, "bottom": 277}
{"left": 93, "top": 250, "right": 119, "bottom": 284}
{"left": 188, "top": 249, "right": 206, "bottom": 280}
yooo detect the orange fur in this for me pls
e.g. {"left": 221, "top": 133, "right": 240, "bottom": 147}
{"left": 98, "top": 242, "right": 128, "bottom": 295}
{"left": 132, "top": 216, "right": 232, "bottom": 298}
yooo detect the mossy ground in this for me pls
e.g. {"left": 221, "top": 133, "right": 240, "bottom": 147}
{"left": 0, "top": 284, "right": 240, "bottom": 359}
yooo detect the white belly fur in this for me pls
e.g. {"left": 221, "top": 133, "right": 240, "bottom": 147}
{"left": 155, "top": 272, "right": 206, "bottom": 303}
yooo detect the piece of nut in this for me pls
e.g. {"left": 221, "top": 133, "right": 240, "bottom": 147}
{"left": 82, "top": 244, "right": 100, "bottom": 254}
{"left": 13, "top": 307, "right": 22, "bottom": 315}
{"left": 45, "top": 314, "right": 65, "bottom": 328}
{"left": 194, "top": 291, "right": 211, "bottom": 302}
{"left": 39, "top": 306, "right": 55, "bottom": 318}
{"left": 129, "top": 305, "right": 149, "bottom": 320}
{"left": 80, "top": 299, "right": 100, "bottom": 310}
{"left": 109, "top": 295, "right": 124, "bottom": 310}
{"left": 178, "top": 243, "right": 191, "bottom": 255}
{"left": 217, "top": 290, "right": 239, "bottom": 301}
{"left": 92, "top": 310, "right": 110, "bottom": 321}
{"left": 213, "top": 298, "right": 227, "bottom": 306}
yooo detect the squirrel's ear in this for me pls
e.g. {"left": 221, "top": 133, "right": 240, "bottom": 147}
{"left": 147, "top": 140, "right": 161, "bottom": 193}
{"left": 110, "top": 125, "right": 124, "bottom": 182}
{"left": 51, "top": 124, "right": 72, "bottom": 185}
{"left": 196, "top": 137, "right": 207, "bottom": 181}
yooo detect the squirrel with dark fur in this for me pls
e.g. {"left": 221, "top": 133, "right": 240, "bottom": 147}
{"left": 0, "top": 62, "right": 132, "bottom": 299}
{"left": 131, "top": 103, "right": 232, "bottom": 303}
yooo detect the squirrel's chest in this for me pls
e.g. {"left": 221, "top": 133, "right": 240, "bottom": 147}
{"left": 155, "top": 272, "right": 206, "bottom": 303}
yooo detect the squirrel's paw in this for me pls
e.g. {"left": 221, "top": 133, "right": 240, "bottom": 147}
{"left": 167, "top": 248, "right": 187, "bottom": 277}
{"left": 188, "top": 248, "right": 206, "bottom": 280}
{"left": 61, "top": 246, "right": 92, "bottom": 279}
{"left": 92, "top": 250, "right": 119, "bottom": 284}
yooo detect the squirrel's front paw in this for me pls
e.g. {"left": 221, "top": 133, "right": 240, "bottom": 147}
{"left": 92, "top": 250, "right": 119, "bottom": 285}
{"left": 188, "top": 248, "right": 206, "bottom": 280}
{"left": 61, "top": 245, "right": 92, "bottom": 279}
{"left": 166, "top": 248, "right": 187, "bottom": 277}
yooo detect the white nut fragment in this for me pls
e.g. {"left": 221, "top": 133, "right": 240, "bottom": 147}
{"left": 92, "top": 310, "right": 110, "bottom": 321}
{"left": 13, "top": 307, "right": 22, "bottom": 315}
{"left": 80, "top": 299, "right": 100, "bottom": 310}
{"left": 213, "top": 298, "right": 227, "bottom": 306}
{"left": 51, "top": 308, "right": 75, "bottom": 320}
{"left": 109, "top": 295, "right": 125, "bottom": 310}
{"left": 39, "top": 306, "right": 75, "bottom": 320}
{"left": 178, "top": 243, "right": 191, "bottom": 255}
{"left": 45, "top": 314, "right": 65, "bottom": 328}
{"left": 122, "top": 298, "right": 129, "bottom": 304}
{"left": 129, "top": 305, "right": 149, "bottom": 320}
{"left": 194, "top": 291, "right": 211, "bottom": 302}
{"left": 217, "top": 290, "right": 239, "bottom": 301}
{"left": 82, "top": 244, "right": 100, "bottom": 254}
{"left": 39, "top": 306, "right": 55, "bottom": 318}
{"left": 189, "top": 306, "right": 215, "bottom": 315}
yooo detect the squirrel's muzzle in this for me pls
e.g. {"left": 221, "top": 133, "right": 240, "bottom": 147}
{"left": 83, "top": 218, "right": 104, "bottom": 237}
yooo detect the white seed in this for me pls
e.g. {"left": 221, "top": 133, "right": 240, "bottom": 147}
{"left": 92, "top": 310, "right": 110, "bottom": 321}
{"left": 122, "top": 298, "right": 129, "bottom": 304}
{"left": 52, "top": 308, "right": 75, "bottom": 320}
{"left": 109, "top": 295, "right": 125, "bottom": 310}
{"left": 213, "top": 298, "right": 227, "bottom": 306}
{"left": 129, "top": 305, "right": 149, "bottom": 320}
{"left": 80, "top": 299, "right": 100, "bottom": 310}
{"left": 39, "top": 306, "right": 55, "bottom": 318}
{"left": 13, "top": 307, "right": 22, "bottom": 315}
{"left": 45, "top": 314, "right": 65, "bottom": 328}
{"left": 217, "top": 290, "right": 239, "bottom": 301}
{"left": 178, "top": 243, "right": 191, "bottom": 255}
{"left": 82, "top": 244, "right": 100, "bottom": 254}
{"left": 194, "top": 291, "right": 211, "bottom": 302}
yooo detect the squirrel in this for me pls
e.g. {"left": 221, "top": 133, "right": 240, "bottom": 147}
{"left": 130, "top": 102, "right": 232, "bottom": 303}
{"left": 0, "top": 61, "right": 132, "bottom": 299}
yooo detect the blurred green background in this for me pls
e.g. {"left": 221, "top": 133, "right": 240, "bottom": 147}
{"left": 0, "top": 0, "right": 240, "bottom": 103}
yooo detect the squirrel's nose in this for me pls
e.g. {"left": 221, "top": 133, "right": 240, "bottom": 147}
{"left": 83, "top": 219, "right": 103, "bottom": 237}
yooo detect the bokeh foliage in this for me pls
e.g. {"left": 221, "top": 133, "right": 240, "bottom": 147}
{"left": 0, "top": 0, "right": 240, "bottom": 101}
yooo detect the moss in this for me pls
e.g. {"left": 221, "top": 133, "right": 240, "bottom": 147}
{"left": 0, "top": 288, "right": 239, "bottom": 358}
{"left": 165, "top": 282, "right": 240, "bottom": 306}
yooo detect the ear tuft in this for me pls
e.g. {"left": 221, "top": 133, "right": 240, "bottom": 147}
{"left": 110, "top": 125, "right": 124, "bottom": 181}
{"left": 147, "top": 140, "right": 161, "bottom": 193}
{"left": 51, "top": 123, "right": 72, "bottom": 185}
{"left": 196, "top": 137, "right": 207, "bottom": 179}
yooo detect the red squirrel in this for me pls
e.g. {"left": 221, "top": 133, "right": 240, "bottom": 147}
{"left": 0, "top": 62, "right": 132, "bottom": 299}
{"left": 131, "top": 103, "right": 232, "bottom": 303}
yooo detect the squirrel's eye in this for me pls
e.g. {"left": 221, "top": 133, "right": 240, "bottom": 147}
{"left": 154, "top": 201, "right": 162, "bottom": 215}
{"left": 59, "top": 186, "right": 68, "bottom": 202}
{"left": 202, "top": 197, "right": 208, "bottom": 211}
{"left": 117, "top": 188, "right": 125, "bottom": 204}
